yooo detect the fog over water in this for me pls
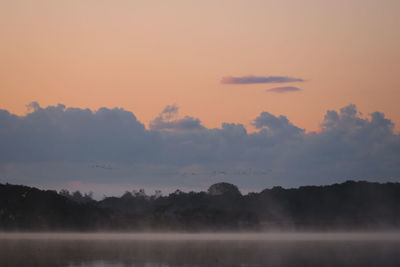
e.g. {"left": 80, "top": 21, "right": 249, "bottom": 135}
{"left": 2, "top": 232, "right": 400, "bottom": 241}
{"left": 1, "top": 233, "right": 400, "bottom": 266}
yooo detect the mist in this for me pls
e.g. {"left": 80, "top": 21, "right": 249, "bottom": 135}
{"left": 1, "top": 232, "right": 400, "bottom": 267}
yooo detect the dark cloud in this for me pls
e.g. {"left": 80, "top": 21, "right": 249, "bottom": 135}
{"left": 266, "top": 86, "right": 301, "bottom": 93}
{"left": 253, "top": 112, "right": 304, "bottom": 136}
{"left": 0, "top": 102, "right": 152, "bottom": 162}
{"left": 0, "top": 103, "right": 399, "bottom": 193}
{"left": 149, "top": 105, "right": 204, "bottom": 131}
{"left": 221, "top": 75, "right": 304, "bottom": 84}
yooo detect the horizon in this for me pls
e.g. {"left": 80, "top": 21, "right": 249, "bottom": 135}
{"left": 2, "top": 179, "right": 400, "bottom": 200}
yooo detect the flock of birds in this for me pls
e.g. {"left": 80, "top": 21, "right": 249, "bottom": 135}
{"left": 88, "top": 163, "right": 271, "bottom": 177}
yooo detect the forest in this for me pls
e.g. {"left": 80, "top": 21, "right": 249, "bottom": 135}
{"left": 1, "top": 181, "right": 400, "bottom": 231}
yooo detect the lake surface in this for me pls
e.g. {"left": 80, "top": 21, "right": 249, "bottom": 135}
{"left": 1, "top": 233, "right": 400, "bottom": 266}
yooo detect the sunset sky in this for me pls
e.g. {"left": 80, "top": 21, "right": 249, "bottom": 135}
{"left": 1, "top": 0, "right": 399, "bottom": 196}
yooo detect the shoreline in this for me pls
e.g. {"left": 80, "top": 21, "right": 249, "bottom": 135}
{"left": 1, "top": 232, "right": 400, "bottom": 241}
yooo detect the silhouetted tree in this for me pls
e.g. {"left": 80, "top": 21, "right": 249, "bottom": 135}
{"left": 208, "top": 182, "right": 241, "bottom": 196}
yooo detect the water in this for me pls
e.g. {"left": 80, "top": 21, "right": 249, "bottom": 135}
{"left": 1, "top": 233, "right": 400, "bottom": 266}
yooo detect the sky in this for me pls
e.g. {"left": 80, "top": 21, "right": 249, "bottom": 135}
{"left": 0, "top": 0, "right": 399, "bottom": 196}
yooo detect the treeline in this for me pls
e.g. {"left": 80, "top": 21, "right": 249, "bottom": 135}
{"left": 0, "top": 181, "right": 400, "bottom": 231}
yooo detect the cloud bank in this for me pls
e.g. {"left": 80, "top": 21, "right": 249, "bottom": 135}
{"left": 266, "top": 86, "right": 301, "bottom": 93}
{"left": 0, "top": 102, "right": 399, "bottom": 193}
{"left": 221, "top": 75, "right": 304, "bottom": 84}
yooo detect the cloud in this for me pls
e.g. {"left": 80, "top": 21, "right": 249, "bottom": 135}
{"left": 149, "top": 105, "right": 204, "bottom": 131}
{"left": 0, "top": 102, "right": 152, "bottom": 162}
{"left": 221, "top": 75, "right": 304, "bottom": 84}
{"left": 0, "top": 103, "right": 399, "bottom": 194}
{"left": 157, "top": 105, "right": 179, "bottom": 121}
{"left": 253, "top": 112, "right": 304, "bottom": 136}
{"left": 266, "top": 86, "right": 301, "bottom": 93}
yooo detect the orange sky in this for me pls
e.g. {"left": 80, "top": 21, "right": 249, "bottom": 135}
{"left": 1, "top": 0, "right": 399, "bottom": 131}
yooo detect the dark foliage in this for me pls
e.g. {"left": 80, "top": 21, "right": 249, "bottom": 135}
{"left": 0, "top": 184, "right": 110, "bottom": 231}
{"left": 1, "top": 181, "right": 400, "bottom": 231}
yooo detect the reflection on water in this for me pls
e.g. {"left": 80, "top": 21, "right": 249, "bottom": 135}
{"left": 0, "top": 233, "right": 400, "bottom": 267}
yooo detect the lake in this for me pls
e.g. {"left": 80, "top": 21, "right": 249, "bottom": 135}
{"left": 0, "top": 233, "right": 400, "bottom": 266}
